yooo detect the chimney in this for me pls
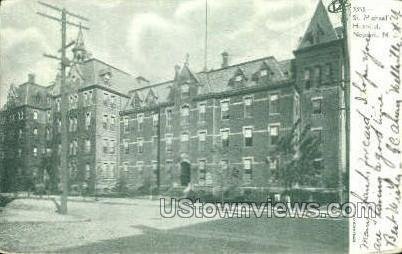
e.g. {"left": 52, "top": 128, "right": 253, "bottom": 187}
{"left": 221, "top": 51, "right": 229, "bottom": 68}
{"left": 28, "top": 73, "right": 35, "bottom": 84}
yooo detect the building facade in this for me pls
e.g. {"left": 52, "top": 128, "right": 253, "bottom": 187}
{"left": 0, "top": 1, "right": 347, "bottom": 200}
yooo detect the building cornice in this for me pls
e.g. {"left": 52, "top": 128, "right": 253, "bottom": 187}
{"left": 78, "top": 84, "right": 130, "bottom": 98}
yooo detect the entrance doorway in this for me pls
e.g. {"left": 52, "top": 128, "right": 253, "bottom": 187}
{"left": 180, "top": 161, "right": 191, "bottom": 186}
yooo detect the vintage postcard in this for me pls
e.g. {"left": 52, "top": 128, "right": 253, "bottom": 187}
{"left": 0, "top": 0, "right": 400, "bottom": 253}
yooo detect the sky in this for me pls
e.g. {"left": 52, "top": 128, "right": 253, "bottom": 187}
{"left": 0, "top": 0, "right": 341, "bottom": 107}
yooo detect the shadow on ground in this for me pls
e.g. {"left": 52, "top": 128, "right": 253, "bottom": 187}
{"left": 58, "top": 217, "right": 348, "bottom": 254}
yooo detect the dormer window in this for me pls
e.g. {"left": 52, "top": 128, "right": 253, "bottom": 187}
{"left": 260, "top": 69, "right": 268, "bottom": 77}
{"left": 235, "top": 75, "right": 243, "bottom": 82}
{"left": 103, "top": 73, "right": 111, "bottom": 84}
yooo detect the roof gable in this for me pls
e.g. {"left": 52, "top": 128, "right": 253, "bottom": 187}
{"left": 297, "top": 0, "right": 338, "bottom": 50}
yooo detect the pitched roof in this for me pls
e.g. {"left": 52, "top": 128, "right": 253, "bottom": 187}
{"left": 50, "top": 58, "right": 138, "bottom": 96}
{"left": 196, "top": 56, "right": 289, "bottom": 95}
{"left": 297, "top": 0, "right": 339, "bottom": 50}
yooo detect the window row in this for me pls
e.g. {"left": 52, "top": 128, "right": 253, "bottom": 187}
{"left": 102, "top": 139, "right": 116, "bottom": 154}
{"left": 303, "top": 63, "right": 333, "bottom": 89}
{"left": 54, "top": 90, "right": 94, "bottom": 112}
{"left": 103, "top": 114, "right": 117, "bottom": 131}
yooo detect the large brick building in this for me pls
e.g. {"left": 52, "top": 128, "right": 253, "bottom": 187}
{"left": 0, "top": 1, "right": 347, "bottom": 200}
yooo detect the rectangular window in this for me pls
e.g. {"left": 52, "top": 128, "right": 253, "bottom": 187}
{"left": 220, "top": 128, "right": 229, "bottom": 147}
{"left": 122, "top": 162, "right": 129, "bottom": 173}
{"left": 103, "top": 139, "right": 108, "bottom": 154}
{"left": 103, "top": 114, "right": 108, "bottom": 129}
{"left": 137, "top": 138, "right": 143, "bottom": 153}
{"left": 109, "top": 140, "right": 115, "bottom": 154}
{"left": 123, "top": 139, "right": 129, "bottom": 154}
{"left": 153, "top": 112, "right": 159, "bottom": 132}
{"left": 198, "top": 130, "right": 206, "bottom": 152}
{"left": 74, "top": 94, "right": 78, "bottom": 108}
{"left": 269, "top": 94, "right": 279, "bottom": 114}
{"left": 46, "top": 128, "right": 51, "bottom": 140}
{"left": 220, "top": 99, "right": 230, "bottom": 120}
{"left": 69, "top": 142, "right": 74, "bottom": 155}
{"left": 73, "top": 117, "right": 77, "bottom": 132}
{"left": 110, "top": 95, "right": 116, "bottom": 108}
{"left": 181, "top": 132, "right": 189, "bottom": 142}
{"left": 33, "top": 110, "right": 38, "bottom": 120}
{"left": 57, "top": 119, "right": 61, "bottom": 133}
{"left": 85, "top": 163, "right": 91, "bottom": 180}
{"left": 137, "top": 161, "right": 144, "bottom": 172}
{"left": 152, "top": 161, "right": 158, "bottom": 179}
{"left": 199, "top": 160, "right": 206, "bottom": 184}
{"left": 243, "top": 158, "right": 252, "bottom": 184}
{"left": 85, "top": 139, "right": 91, "bottom": 153}
{"left": 304, "top": 69, "right": 311, "bottom": 89}
{"left": 260, "top": 69, "right": 268, "bottom": 77}
{"left": 221, "top": 160, "right": 229, "bottom": 172}
{"left": 166, "top": 134, "right": 173, "bottom": 152}
{"left": 83, "top": 92, "right": 88, "bottom": 106}
{"left": 33, "top": 146, "right": 38, "bottom": 157}
{"left": 109, "top": 116, "right": 116, "bottom": 130}
{"left": 33, "top": 128, "right": 38, "bottom": 136}
{"left": 85, "top": 112, "right": 91, "bottom": 129}
{"left": 269, "top": 124, "right": 280, "bottom": 145}
{"left": 181, "top": 84, "right": 190, "bottom": 97}
{"left": 269, "top": 157, "right": 279, "bottom": 170}
{"left": 123, "top": 116, "right": 129, "bottom": 132}
{"left": 313, "top": 66, "right": 321, "bottom": 86}
{"left": 103, "top": 92, "right": 109, "bottom": 106}
{"left": 73, "top": 139, "right": 78, "bottom": 155}
{"left": 312, "top": 98, "right": 322, "bottom": 114}
{"left": 181, "top": 105, "right": 190, "bottom": 125}
{"left": 137, "top": 113, "right": 144, "bottom": 132}
{"left": 56, "top": 98, "right": 61, "bottom": 112}
{"left": 198, "top": 102, "right": 206, "bottom": 122}
{"left": 243, "top": 127, "right": 253, "bottom": 147}
{"left": 69, "top": 117, "right": 73, "bottom": 132}
{"left": 244, "top": 96, "right": 253, "bottom": 118}
{"left": 47, "top": 110, "right": 51, "bottom": 123}
{"left": 166, "top": 108, "right": 173, "bottom": 128}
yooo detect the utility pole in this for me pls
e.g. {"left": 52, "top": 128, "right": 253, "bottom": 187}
{"left": 203, "top": 0, "right": 208, "bottom": 71}
{"left": 328, "top": 0, "right": 349, "bottom": 203}
{"left": 156, "top": 106, "right": 161, "bottom": 195}
{"left": 37, "top": 1, "right": 89, "bottom": 214}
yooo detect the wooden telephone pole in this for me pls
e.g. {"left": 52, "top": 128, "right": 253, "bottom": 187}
{"left": 37, "top": 1, "right": 89, "bottom": 214}
{"left": 328, "top": 0, "right": 349, "bottom": 203}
